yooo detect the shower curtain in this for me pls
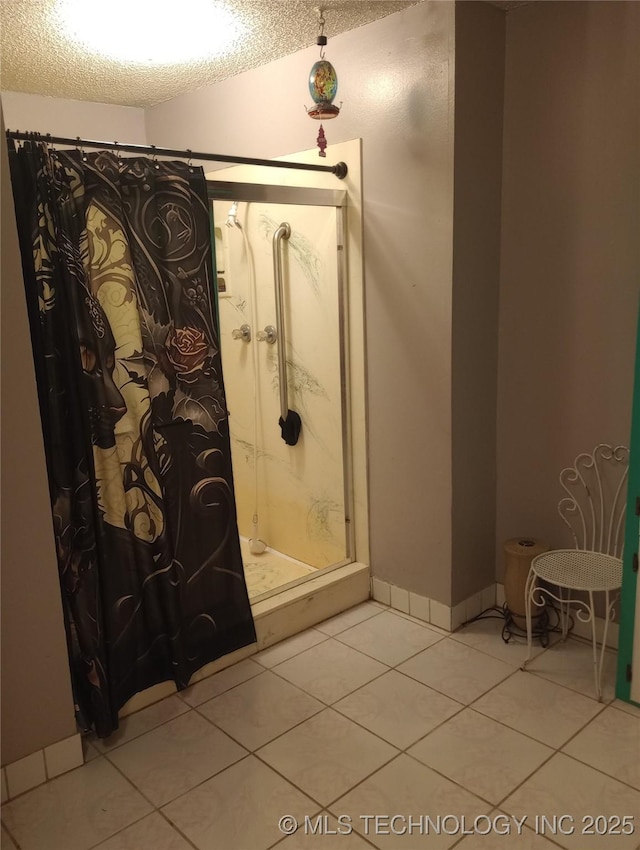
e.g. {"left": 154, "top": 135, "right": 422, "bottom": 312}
{"left": 8, "top": 140, "right": 256, "bottom": 737}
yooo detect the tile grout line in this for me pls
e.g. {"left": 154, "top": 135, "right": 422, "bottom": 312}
{"left": 554, "top": 746, "right": 640, "bottom": 796}
{"left": 155, "top": 808, "right": 205, "bottom": 850}
{"left": 191, "top": 691, "right": 325, "bottom": 754}
{"left": 331, "top": 630, "right": 448, "bottom": 666}
{"left": 98, "top": 627, "right": 619, "bottom": 827}
{"left": 95, "top": 625, "right": 623, "bottom": 812}
{"left": 4, "top": 610, "right": 634, "bottom": 850}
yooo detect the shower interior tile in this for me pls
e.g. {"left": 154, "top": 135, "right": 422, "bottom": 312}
{"left": 240, "top": 540, "right": 317, "bottom": 599}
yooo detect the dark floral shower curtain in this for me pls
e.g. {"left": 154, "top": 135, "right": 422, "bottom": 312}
{"left": 8, "top": 140, "right": 256, "bottom": 737}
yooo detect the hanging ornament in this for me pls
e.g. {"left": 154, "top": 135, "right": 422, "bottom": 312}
{"left": 307, "top": 9, "right": 340, "bottom": 157}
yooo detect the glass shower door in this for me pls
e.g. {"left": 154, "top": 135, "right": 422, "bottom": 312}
{"left": 211, "top": 191, "right": 350, "bottom": 599}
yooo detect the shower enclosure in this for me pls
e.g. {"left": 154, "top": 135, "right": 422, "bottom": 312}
{"left": 208, "top": 182, "right": 353, "bottom": 601}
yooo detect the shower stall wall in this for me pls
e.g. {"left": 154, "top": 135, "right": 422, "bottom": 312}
{"left": 210, "top": 184, "right": 352, "bottom": 599}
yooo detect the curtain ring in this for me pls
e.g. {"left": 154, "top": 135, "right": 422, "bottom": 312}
{"left": 114, "top": 142, "right": 125, "bottom": 167}
{"left": 150, "top": 144, "right": 160, "bottom": 170}
{"left": 186, "top": 149, "right": 194, "bottom": 172}
{"left": 76, "top": 136, "right": 87, "bottom": 162}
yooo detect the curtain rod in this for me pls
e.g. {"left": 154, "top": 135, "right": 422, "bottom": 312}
{"left": 5, "top": 130, "right": 348, "bottom": 180}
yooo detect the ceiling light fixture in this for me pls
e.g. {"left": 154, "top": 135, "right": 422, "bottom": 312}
{"left": 54, "top": 0, "right": 246, "bottom": 66}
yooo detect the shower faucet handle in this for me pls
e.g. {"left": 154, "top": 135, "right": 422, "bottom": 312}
{"left": 232, "top": 324, "right": 252, "bottom": 342}
{"left": 256, "top": 325, "right": 277, "bottom": 344}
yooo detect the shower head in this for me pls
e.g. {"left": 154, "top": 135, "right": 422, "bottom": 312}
{"left": 226, "top": 201, "right": 240, "bottom": 228}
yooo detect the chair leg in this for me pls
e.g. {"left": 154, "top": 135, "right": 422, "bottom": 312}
{"left": 588, "top": 590, "right": 600, "bottom": 701}
{"left": 596, "top": 590, "right": 613, "bottom": 703}
{"left": 521, "top": 568, "right": 535, "bottom": 671}
{"left": 559, "top": 586, "right": 570, "bottom": 641}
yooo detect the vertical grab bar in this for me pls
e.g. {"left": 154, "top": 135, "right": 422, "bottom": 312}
{"left": 272, "top": 223, "right": 301, "bottom": 445}
{"left": 272, "top": 222, "right": 291, "bottom": 422}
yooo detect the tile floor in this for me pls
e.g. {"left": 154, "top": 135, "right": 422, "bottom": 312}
{"left": 2, "top": 602, "right": 640, "bottom": 850}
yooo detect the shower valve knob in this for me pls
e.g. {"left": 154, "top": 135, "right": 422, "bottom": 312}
{"left": 232, "top": 324, "right": 251, "bottom": 342}
{"left": 257, "top": 325, "right": 277, "bottom": 344}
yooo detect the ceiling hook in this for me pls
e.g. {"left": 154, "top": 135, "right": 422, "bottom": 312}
{"left": 315, "top": 8, "right": 327, "bottom": 58}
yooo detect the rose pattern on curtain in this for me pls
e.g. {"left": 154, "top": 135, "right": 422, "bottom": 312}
{"left": 9, "top": 142, "right": 256, "bottom": 737}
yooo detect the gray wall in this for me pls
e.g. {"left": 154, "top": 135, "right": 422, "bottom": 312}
{"left": 1, "top": 108, "right": 77, "bottom": 766}
{"left": 451, "top": 2, "right": 505, "bottom": 605}
{"left": 146, "top": 1, "right": 458, "bottom": 604}
{"left": 1, "top": 91, "right": 148, "bottom": 143}
{"left": 496, "top": 0, "right": 640, "bottom": 577}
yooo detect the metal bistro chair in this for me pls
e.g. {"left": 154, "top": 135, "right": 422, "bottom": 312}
{"left": 522, "top": 444, "right": 629, "bottom": 700}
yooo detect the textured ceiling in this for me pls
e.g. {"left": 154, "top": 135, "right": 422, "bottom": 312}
{"left": 0, "top": 0, "right": 421, "bottom": 108}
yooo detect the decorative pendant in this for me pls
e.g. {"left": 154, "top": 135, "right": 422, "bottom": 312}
{"left": 306, "top": 10, "right": 341, "bottom": 157}
{"left": 316, "top": 125, "right": 327, "bottom": 158}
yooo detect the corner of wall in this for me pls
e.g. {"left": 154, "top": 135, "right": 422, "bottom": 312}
{"left": 450, "top": 0, "right": 506, "bottom": 606}
{"left": 1, "top": 106, "right": 76, "bottom": 766}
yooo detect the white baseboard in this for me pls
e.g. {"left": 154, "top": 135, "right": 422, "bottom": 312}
{"left": 371, "top": 578, "right": 496, "bottom": 632}
{"left": 2, "top": 732, "right": 83, "bottom": 800}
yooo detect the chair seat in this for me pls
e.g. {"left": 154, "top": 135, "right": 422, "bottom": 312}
{"left": 531, "top": 549, "right": 622, "bottom": 592}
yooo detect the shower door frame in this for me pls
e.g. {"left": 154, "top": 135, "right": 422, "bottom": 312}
{"left": 207, "top": 180, "right": 355, "bottom": 587}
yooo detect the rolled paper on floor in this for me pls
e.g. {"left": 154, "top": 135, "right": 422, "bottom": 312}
{"left": 503, "top": 537, "right": 549, "bottom": 627}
